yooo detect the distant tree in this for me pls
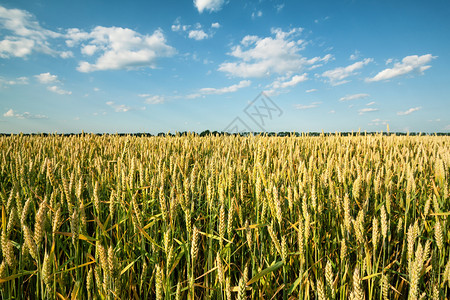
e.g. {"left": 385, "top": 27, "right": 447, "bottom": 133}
{"left": 200, "top": 130, "right": 211, "bottom": 137}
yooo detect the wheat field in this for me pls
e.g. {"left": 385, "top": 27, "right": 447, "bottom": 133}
{"left": 0, "top": 133, "right": 449, "bottom": 299}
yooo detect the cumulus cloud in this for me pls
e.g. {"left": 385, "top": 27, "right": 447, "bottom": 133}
{"left": 339, "top": 93, "right": 370, "bottom": 102}
{"left": 171, "top": 23, "right": 181, "bottom": 32}
{"left": 81, "top": 44, "right": 98, "bottom": 56}
{"left": 295, "top": 101, "right": 321, "bottom": 110}
{"left": 219, "top": 28, "right": 332, "bottom": 78}
{"left": 368, "top": 118, "right": 389, "bottom": 126}
{"left": 252, "top": 11, "right": 263, "bottom": 19}
{"left": 172, "top": 20, "right": 217, "bottom": 41}
{"left": 201, "top": 80, "right": 250, "bottom": 94}
{"left": 35, "top": 72, "right": 59, "bottom": 84}
{"left": 106, "top": 101, "right": 131, "bottom": 112}
{"left": 266, "top": 73, "right": 308, "bottom": 95}
{"left": 397, "top": 107, "right": 422, "bottom": 116}
{"left": 314, "top": 16, "right": 330, "bottom": 24}
{"left": 67, "top": 26, "right": 176, "bottom": 72}
{"left": 3, "top": 108, "right": 47, "bottom": 119}
{"left": 0, "top": 5, "right": 65, "bottom": 58}
{"left": 34, "top": 72, "right": 71, "bottom": 95}
{"left": 60, "top": 51, "right": 73, "bottom": 58}
{"left": 0, "top": 38, "right": 34, "bottom": 58}
{"left": 188, "top": 80, "right": 251, "bottom": 98}
{"left": 138, "top": 94, "right": 165, "bottom": 104}
{"left": 188, "top": 29, "right": 209, "bottom": 40}
{"left": 145, "top": 95, "right": 165, "bottom": 104}
{"left": 349, "top": 50, "right": 360, "bottom": 61}
{"left": 306, "top": 89, "right": 317, "bottom": 93}
{"left": 3, "top": 109, "right": 14, "bottom": 117}
{"left": 194, "top": 0, "right": 225, "bottom": 13}
{"left": 65, "top": 28, "right": 89, "bottom": 47}
{"left": 366, "top": 54, "right": 436, "bottom": 82}
{"left": 106, "top": 101, "right": 146, "bottom": 112}
{"left": 0, "top": 76, "right": 28, "bottom": 87}
{"left": 276, "top": 4, "right": 285, "bottom": 12}
{"left": 272, "top": 73, "right": 308, "bottom": 89}
{"left": 322, "top": 58, "right": 373, "bottom": 85}
{"left": 358, "top": 108, "right": 379, "bottom": 115}
{"left": 47, "top": 85, "right": 72, "bottom": 95}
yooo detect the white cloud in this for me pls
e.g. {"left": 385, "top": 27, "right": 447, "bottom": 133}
{"left": 81, "top": 44, "right": 98, "bottom": 56}
{"left": 349, "top": 50, "right": 360, "bottom": 61}
{"left": 366, "top": 54, "right": 436, "bottom": 82}
{"left": 171, "top": 19, "right": 183, "bottom": 32}
{"left": 189, "top": 80, "right": 251, "bottom": 98}
{"left": 280, "top": 74, "right": 308, "bottom": 88}
{"left": 265, "top": 73, "right": 310, "bottom": 96}
{"left": 172, "top": 20, "right": 217, "bottom": 40}
{"left": 106, "top": 101, "right": 145, "bottom": 112}
{"left": 306, "top": 89, "right": 317, "bottom": 93}
{"left": 106, "top": 101, "right": 130, "bottom": 112}
{"left": 339, "top": 93, "right": 370, "bottom": 102}
{"left": 3, "top": 109, "right": 47, "bottom": 119}
{"left": 47, "top": 85, "right": 72, "bottom": 95}
{"left": 0, "top": 76, "right": 28, "bottom": 87}
{"left": 295, "top": 101, "right": 321, "bottom": 110}
{"left": 358, "top": 108, "right": 379, "bottom": 115}
{"left": 60, "top": 51, "right": 73, "bottom": 58}
{"left": 0, "top": 38, "right": 35, "bottom": 58}
{"left": 252, "top": 11, "right": 263, "bottom": 19}
{"left": 145, "top": 95, "right": 165, "bottom": 104}
{"left": 3, "top": 109, "right": 14, "bottom": 117}
{"left": 368, "top": 118, "right": 389, "bottom": 126}
{"left": 69, "top": 26, "right": 176, "bottom": 72}
{"left": 270, "top": 73, "right": 308, "bottom": 91}
{"left": 0, "top": 5, "right": 65, "bottom": 58}
{"left": 366, "top": 101, "right": 376, "bottom": 106}
{"left": 35, "top": 72, "right": 59, "bottom": 84}
{"left": 188, "top": 30, "right": 209, "bottom": 40}
{"left": 322, "top": 58, "right": 373, "bottom": 85}
{"left": 171, "top": 24, "right": 181, "bottom": 32}
{"left": 138, "top": 94, "right": 165, "bottom": 104}
{"left": 201, "top": 80, "right": 251, "bottom": 94}
{"left": 0, "top": 6, "right": 59, "bottom": 39}
{"left": 397, "top": 107, "right": 422, "bottom": 116}
{"left": 65, "top": 28, "right": 89, "bottom": 47}
{"left": 385, "top": 58, "right": 393, "bottom": 65}
{"left": 194, "top": 0, "right": 225, "bottom": 13}
{"left": 314, "top": 16, "right": 330, "bottom": 24}
{"left": 276, "top": 4, "right": 285, "bottom": 12}
{"left": 219, "top": 28, "right": 331, "bottom": 78}
{"left": 35, "top": 72, "right": 71, "bottom": 95}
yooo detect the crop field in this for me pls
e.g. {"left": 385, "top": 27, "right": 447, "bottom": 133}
{"left": 0, "top": 133, "right": 449, "bottom": 299}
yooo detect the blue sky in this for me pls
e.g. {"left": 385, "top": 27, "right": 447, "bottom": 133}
{"left": 0, "top": 0, "right": 449, "bottom": 133}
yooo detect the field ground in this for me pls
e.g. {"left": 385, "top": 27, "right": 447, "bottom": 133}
{"left": 0, "top": 134, "right": 449, "bottom": 299}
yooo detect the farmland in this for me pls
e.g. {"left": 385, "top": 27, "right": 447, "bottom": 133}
{"left": 0, "top": 133, "right": 449, "bottom": 299}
